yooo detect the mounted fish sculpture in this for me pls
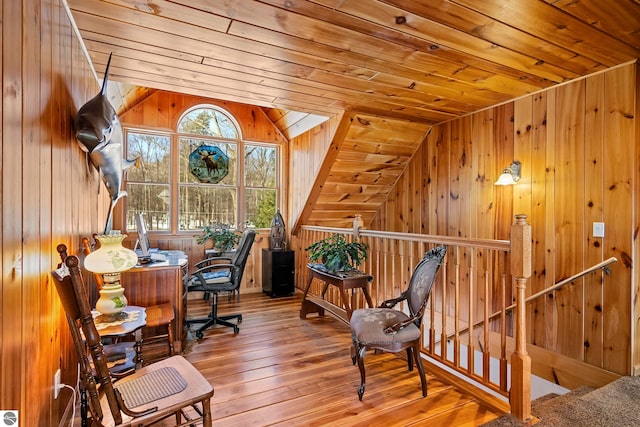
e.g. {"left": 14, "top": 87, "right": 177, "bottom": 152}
{"left": 74, "top": 54, "right": 139, "bottom": 234}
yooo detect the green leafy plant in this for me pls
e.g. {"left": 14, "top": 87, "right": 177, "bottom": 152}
{"left": 305, "top": 234, "right": 368, "bottom": 272}
{"left": 195, "top": 224, "right": 240, "bottom": 251}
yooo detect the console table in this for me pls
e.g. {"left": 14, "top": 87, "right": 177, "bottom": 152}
{"left": 300, "top": 265, "right": 374, "bottom": 324}
{"left": 121, "top": 258, "right": 188, "bottom": 352}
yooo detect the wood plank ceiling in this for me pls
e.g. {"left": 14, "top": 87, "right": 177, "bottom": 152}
{"left": 67, "top": 0, "right": 640, "bottom": 228}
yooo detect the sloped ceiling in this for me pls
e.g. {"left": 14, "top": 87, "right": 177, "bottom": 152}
{"left": 68, "top": 0, "right": 640, "bottom": 229}
{"left": 68, "top": 0, "right": 640, "bottom": 126}
{"left": 297, "top": 112, "right": 431, "bottom": 229}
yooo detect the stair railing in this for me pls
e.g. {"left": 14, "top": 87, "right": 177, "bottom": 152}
{"left": 455, "top": 256, "right": 618, "bottom": 336}
{"left": 295, "top": 215, "right": 534, "bottom": 419}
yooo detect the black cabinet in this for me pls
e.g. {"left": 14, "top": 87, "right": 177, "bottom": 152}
{"left": 262, "top": 249, "right": 295, "bottom": 297}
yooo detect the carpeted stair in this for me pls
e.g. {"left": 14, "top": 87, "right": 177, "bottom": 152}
{"left": 482, "top": 376, "right": 640, "bottom": 426}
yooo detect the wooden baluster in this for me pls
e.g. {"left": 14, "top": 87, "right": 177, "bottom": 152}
{"left": 453, "top": 247, "right": 460, "bottom": 367}
{"left": 509, "top": 214, "right": 532, "bottom": 421}
{"left": 427, "top": 241, "right": 436, "bottom": 354}
{"left": 500, "top": 253, "right": 508, "bottom": 392}
{"left": 440, "top": 253, "right": 448, "bottom": 360}
{"left": 468, "top": 248, "right": 475, "bottom": 376}
{"left": 483, "top": 259, "right": 490, "bottom": 383}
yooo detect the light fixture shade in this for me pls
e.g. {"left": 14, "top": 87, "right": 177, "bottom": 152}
{"left": 494, "top": 161, "right": 522, "bottom": 186}
{"left": 84, "top": 233, "right": 137, "bottom": 274}
{"left": 495, "top": 170, "right": 518, "bottom": 185}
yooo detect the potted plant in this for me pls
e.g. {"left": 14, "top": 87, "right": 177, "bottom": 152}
{"left": 195, "top": 224, "right": 240, "bottom": 252}
{"left": 305, "top": 233, "right": 368, "bottom": 273}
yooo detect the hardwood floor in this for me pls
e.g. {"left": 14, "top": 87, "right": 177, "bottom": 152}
{"left": 181, "top": 291, "right": 500, "bottom": 426}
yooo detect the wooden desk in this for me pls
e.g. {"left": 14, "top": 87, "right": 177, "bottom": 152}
{"left": 300, "top": 265, "right": 374, "bottom": 324}
{"left": 121, "top": 258, "right": 188, "bottom": 352}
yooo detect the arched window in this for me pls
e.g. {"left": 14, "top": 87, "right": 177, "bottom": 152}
{"left": 177, "top": 107, "right": 239, "bottom": 138}
{"left": 125, "top": 105, "right": 278, "bottom": 233}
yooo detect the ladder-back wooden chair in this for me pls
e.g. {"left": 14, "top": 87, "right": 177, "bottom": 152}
{"left": 349, "top": 245, "right": 446, "bottom": 400}
{"left": 51, "top": 244, "right": 213, "bottom": 426}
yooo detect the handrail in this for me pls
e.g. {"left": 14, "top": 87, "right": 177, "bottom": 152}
{"left": 301, "top": 225, "right": 511, "bottom": 251}
{"left": 454, "top": 256, "right": 618, "bottom": 336}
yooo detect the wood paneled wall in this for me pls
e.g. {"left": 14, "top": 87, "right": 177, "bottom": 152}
{"left": 289, "top": 115, "right": 340, "bottom": 228}
{"left": 119, "top": 92, "right": 289, "bottom": 143}
{"left": 374, "top": 63, "right": 639, "bottom": 376}
{"left": 1, "top": 1, "right": 110, "bottom": 425}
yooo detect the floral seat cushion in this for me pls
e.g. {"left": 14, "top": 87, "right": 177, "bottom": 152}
{"left": 350, "top": 308, "right": 420, "bottom": 345}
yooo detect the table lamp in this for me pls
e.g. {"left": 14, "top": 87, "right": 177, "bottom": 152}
{"left": 84, "top": 232, "right": 138, "bottom": 319}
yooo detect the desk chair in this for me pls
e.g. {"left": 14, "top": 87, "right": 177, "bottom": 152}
{"left": 186, "top": 228, "right": 256, "bottom": 338}
{"left": 350, "top": 245, "right": 446, "bottom": 400}
{"left": 51, "top": 245, "right": 213, "bottom": 427}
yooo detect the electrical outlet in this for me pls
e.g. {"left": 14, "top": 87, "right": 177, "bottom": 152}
{"left": 593, "top": 222, "right": 605, "bottom": 238}
{"left": 54, "top": 369, "right": 61, "bottom": 399}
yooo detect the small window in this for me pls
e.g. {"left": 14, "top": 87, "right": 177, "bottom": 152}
{"left": 244, "top": 144, "right": 277, "bottom": 228}
{"left": 126, "top": 132, "right": 171, "bottom": 231}
{"left": 177, "top": 108, "right": 238, "bottom": 138}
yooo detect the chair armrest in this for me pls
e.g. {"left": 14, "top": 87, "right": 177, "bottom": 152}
{"left": 383, "top": 316, "right": 418, "bottom": 334}
{"left": 384, "top": 294, "right": 430, "bottom": 334}
{"left": 194, "top": 256, "right": 232, "bottom": 269}
{"left": 378, "top": 290, "right": 408, "bottom": 309}
{"left": 191, "top": 263, "right": 235, "bottom": 276}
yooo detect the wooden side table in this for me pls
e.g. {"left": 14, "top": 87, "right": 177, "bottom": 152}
{"left": 94, "top": 305, "right": 147, "bottom": 368}
{"left": 300, "top": 265, "right": 374, "bottom": 324}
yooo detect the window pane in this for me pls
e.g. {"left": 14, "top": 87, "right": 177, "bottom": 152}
{"left": 179, "top": 186, "right": 237, "bottom": 230}
{"left": 177, "top": 108, "right": 238, "bottom": 138}
{"left": 245, "top": 188, "right": 276, "bottom": 228}
{"left": 245, "top": 145, "right": 276, "bottom": 188}
{"left": 126, "top": 132, "right": 170, "bottom": 183}
{"left": 126, "top": 183, "right": 170, "bottom": 231}
{"left": 179, "top": 138, "right": 237, "bottom": 185}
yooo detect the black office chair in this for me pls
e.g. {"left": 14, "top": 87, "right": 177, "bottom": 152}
{"left": 186, "top": 228, "right": 256, "bottom": 338}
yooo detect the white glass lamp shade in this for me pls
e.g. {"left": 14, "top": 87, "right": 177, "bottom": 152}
{"left": 84, "top": 234, "right": 138, "bottom": 273}
{"left": 85, "top": 233, "right": 137, "bottom": 316}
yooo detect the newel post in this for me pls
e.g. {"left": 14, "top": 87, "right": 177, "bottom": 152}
{"left": 510, "top": 214, "right": 532, "bottom": 421}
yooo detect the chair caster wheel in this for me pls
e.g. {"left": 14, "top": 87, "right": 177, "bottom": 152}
{"left": 238, "top": 315, "right": 243, "bottom": 323}
{"left": 196, "top": 331, "right": 204, "bottom": 339}
{"left": 357, "top": 384, "right": 365, "bottom": 401}
{"left": 233, "top": 326, "right": 239, "bottom": 334}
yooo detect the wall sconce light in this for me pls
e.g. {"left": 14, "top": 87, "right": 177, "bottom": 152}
{"left": 84, "top": 231, "right": 138, "bottom": 319}
{"left": 494, "top": 161, "right": 522, "bottom": 186}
